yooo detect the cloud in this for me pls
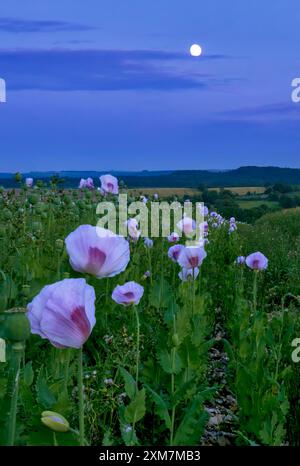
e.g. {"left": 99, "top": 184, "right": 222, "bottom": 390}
{"left": 52, "top": 40, "right": 94, "bottom": 45}
{"left": 0, "top": 48, "right": 228, "bottom": 91}
{"left": 220, "top": 102, "right": 300, "bottom": 121}
{"left": 0, "top": 17, "right": 94, "bottom": 33}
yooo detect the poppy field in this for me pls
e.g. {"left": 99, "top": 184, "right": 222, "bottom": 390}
{"left": 0, "top": 176, "right": 299, "bottom": 447}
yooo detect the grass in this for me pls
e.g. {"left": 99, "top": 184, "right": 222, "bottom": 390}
{"left": 237, "top": 200, "right": 279, "bottom": 209}
{"left": 128, "top": 187, "right": 199, "bottom": 198}
{"left": 208, "top": 187, "right": 266, "bottom": 195}
{"left": 129, "top": 186, "right": 267, "bottom": 198}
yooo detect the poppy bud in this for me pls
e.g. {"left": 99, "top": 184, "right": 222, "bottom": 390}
{"left": 3, "top": 309, "right": 31, "bottom": 342}
{"left": 22, "top": 285, "right": 31, "bottom": 297}
{"left": 41, "top": 411, "right": 70, "bottom": 432}
{"left": 172, "top": 333, "right": 180, "bottom": 347}
{"left": 55, "top": 239, "right": 64, "bottom": 252}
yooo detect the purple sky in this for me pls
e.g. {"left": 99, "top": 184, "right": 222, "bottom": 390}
{"left": 0, "top": 0, "right": 299, "bottom": 171}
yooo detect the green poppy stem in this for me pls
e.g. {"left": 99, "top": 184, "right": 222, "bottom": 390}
{"left": 253, "top": 271, "right": 258, "bottom": 313}
{"left": 77, "top": 346, "right": 85, "bottom": 446}
{"left": 134, "top": 305, "right": 140, "bottom": 387}
{"left": 7, "top": 341, "right": 24, "bottom": 446}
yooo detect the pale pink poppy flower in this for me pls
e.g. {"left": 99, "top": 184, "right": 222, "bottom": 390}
{"left": 153, "top": 193, "right": 159, "bottom": 200}
{"left": 179, "top": 267, "right": 199, "bottom": 282}
{"left": 229, "top": 224, "right": 237, "bottom": 233}
{"left": 199, "top": 221, "right": 209, "bottom": 237}
{"left": 236, "top": 256, "right": 246, "bottom": 265}
{"left": 176, "top": 216, "right": 196, "bottom": 235}
{"left": 199, "top": 205, "right": 209, "bottom": 217}
{"left": 85, "top": 177, "right": 94, "bottom": 190}
{"left": 100, "top": 174, "right": 119, "bottom": 194}
{"left": 79, "top": 178, "right": 87, "bottom": 189}
{"left": 144, "top": 237, "right": 153, "bottom": 248}
{"left": 127, "top": 218, "right": 141, "bottom": 241}
{"left": 167, "top": 232, "right": 179, "bottom": 243}
{"left": 65, "top": 225, "right": 130, "bottom": 278}
{"left": 112, "top": 281, "right": 144, "bottom": 306}
{"left": 27, "top": 278, "right": 96, "bottom": 348}
{"left": 246, "top": 252, "right": 268, "bottom": 271}
{"left": 177, "top": 246, "right": 207, "bottom": 269}
{"left": 25, "top": 177, "right": 33, "bottom": 188}
{"left": 168, "top": 244, "right": 184, "bottom": 263}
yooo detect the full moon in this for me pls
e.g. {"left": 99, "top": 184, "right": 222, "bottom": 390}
{"left": 190, "top": 44, "right": 202, "bottom": 57}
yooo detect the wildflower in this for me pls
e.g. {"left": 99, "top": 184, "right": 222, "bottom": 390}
{"left": 112, "top": 281, "right": 144, "bottom": 306}
{"left": 41, "top": 411, "right": 70, "bottom": 432}
{"left": 168, "top": 244, "right": 184, "bottom": 262}
{"left": 85, "top": 177, "right": 94, "bottom": 190}
{"left": 27, "top": 278, "right": 96, "bottom": 348}
{"left": 179, "top": 267, "right": 199, "bottom": 281}
{"left": 177, "top": 246, "right": 207, "bottom": 269}
{"left": 100, "top": 174, "right": 118, "bottom": 194}
{"left": 103, "top": 335, "right": 113, "bottom": 344}
{"left": 199, "top": 204, "right": 209, "bottom": 217}
{"left": 144, "top": 237, "right": 153, "bottom": 248}
{"left": 104, "top": 378, "right": 114, "bottom": 385}
{"left": 236, "top": 255, "right": 246, "bottom": 265}
{"left": 79, "top": 178, "right": 94, "bottom": 189}
{"left": 246, "top": 252, "right": 268, "bottom": 270}
{"left": 65, "top": 225, "right": 130, "bottom": 278}
{"left": 25, "top": 177, "right": 33, "bottom": 188}
{"left": 176, "top": 216, "right": 196, "bottom": 235}
{"left": 199, "top": 221, "right": 209, "bottom": 237}
{"left": 127, "top": 218, "right": 141, "bottom": 241}
{"left": 167, "top": 232, "right": 179, "bottom": 243}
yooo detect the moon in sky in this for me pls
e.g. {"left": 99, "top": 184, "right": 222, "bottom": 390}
{"left": 189, "top": 44, "right": 202, "bottom": 57}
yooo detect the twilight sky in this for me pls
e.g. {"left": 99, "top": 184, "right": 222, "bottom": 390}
{"left": 0, "top": 0, "right": 300, "bottom": 172}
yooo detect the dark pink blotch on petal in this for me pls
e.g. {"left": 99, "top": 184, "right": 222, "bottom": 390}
{"left": 124, "top": 292, "right": 135, "bottom": 300}
{"left": 86, "top": 247, "right": 106, "bottom": 274}
{"left": 189, "top": 256, "right": 199, "bottom": 268}
{"left": 173, "top": 250, "right": 180, "bottom": 260}
{"left": 107, "top": 182, "right": 114, "bottom": 192}
{"left": 70, "top": 306, "right": 91, "bottom": 340}
{"left": 252, "top": 260, "right": 260, "bottom": 269}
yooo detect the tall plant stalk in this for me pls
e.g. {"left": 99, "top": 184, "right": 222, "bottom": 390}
{"left": 253, "top": 271, "right": 258, "bottom": 313}
{"left": 77, "top": 346, "right": 85, "bottom": 446}
{"left": 7, "top": 341, "right": 24, "bottom": 446}
{"left": 133, "top": 305, "right": 140, "bottom": 387}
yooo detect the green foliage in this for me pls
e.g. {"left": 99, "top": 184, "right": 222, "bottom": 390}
{"left": 0, "top": 186, "right": 299, "bottom": 446}
{"left": 124, "top": 388, "right": 146, "bottom": 424}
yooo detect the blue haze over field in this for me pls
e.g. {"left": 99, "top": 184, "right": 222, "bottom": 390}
{"left": 0, "top": 0, "right": 299, "bottom": 172}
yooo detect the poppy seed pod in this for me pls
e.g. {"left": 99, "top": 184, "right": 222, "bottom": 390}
{"left": 28, "top": 194, "right": 39, "bottom": 205}
{"left": 2, "top": 308, "right": 31, "bottom": 342}
{"left": 55, "top": 239, "right": 64, "bottom": 252}
{"left": 172, "top": 333, "right": 180, "bottom": 347}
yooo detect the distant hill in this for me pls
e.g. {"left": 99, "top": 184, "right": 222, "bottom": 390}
{"left": 1, "top": 166, "right": 300, "bottom": 189}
